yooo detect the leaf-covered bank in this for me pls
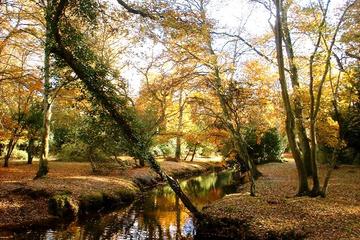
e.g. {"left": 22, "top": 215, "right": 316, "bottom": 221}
{"left": 198, "top": 159, "right": 360, "bottom": 239}
{"left": 0, "top": 160, "right": 224, "bottom": 230}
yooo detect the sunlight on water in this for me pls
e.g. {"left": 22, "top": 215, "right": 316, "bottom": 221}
{"left": 11, "top": 170, "right": 241, "bottom": 240}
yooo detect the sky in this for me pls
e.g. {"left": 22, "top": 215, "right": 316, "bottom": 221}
{"left": 123, "top": 0, "right": 271, "bottom": 96}
{"left": 121, "top": 0, "right": 346, "bottom": 96}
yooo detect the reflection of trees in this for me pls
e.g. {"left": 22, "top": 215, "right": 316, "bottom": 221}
{"left": 176, "top": 196, "right": 181, "bottom": 240}
{"left": 185, "top": 180, "right": 203, "bottom": 197}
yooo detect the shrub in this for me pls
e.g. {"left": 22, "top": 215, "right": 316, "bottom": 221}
{"left": 260, "top": 128, "right": 284, "bottom": 162}
{"left": 243, "top": 127, "right": 284, "bottom": 163}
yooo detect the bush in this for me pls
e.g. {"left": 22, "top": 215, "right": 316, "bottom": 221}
{"left": 260, "top": 128, "right": 284, "bottom": 162}
{"left": 243, "top": 127, "right": 284, "bottom": 164}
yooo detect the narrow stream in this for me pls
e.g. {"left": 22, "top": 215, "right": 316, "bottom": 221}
{"left": 8, "top": 170, "right": 241, "bottom": 239}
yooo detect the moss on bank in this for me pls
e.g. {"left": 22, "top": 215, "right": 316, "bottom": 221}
{"left": 48, "top": 192, "right": 78, "bottom": 218}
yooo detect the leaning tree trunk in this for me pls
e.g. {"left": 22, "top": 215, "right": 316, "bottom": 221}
{"left": 183, "top": 148, "right": 191, "bottom": 161}
{"left": 274, "top": 0, "right": 309, "bottom": 195}
{"left": 212, "top": 64, "right": 260, "bottom": 194}
{"left": 49, "top": 1, "right": 201, "bottom": 217}
{"left": 204, "top": 20, "right": 262, "bottom": 184}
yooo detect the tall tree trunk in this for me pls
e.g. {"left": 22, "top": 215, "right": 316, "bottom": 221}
{"left": 307, "top": 0, "right": 349, "bottom": 196}
{"left": 36, "top": 14, "right": 51, "bottom": 178}
{"left": 274, "top": 0, "right": 309, "bottom": 195}
{"left": 175, "top": 88, "right": 184, "bottom": 161}
{"left": 281, "top": 5, "right": 312, "bottom": 176}
{"left": 27, "top": 137, "right": 35, "bottom": 164}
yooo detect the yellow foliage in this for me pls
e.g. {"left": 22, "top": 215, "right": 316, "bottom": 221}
{"left": 316, "top": 117, "right": 343, "bottom": 149}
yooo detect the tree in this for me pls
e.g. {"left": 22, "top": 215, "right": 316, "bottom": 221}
{"left": 273, "top": 0, "right": 310, "bottom": 194}
{"left": 24, "top": 103, "right": 43, "bottom": 164}
{"left": 0, "top": 2, "right": 43, "bottom": 166}
{"left": 156, "top": 0, "right": 262, "bottom": 195}
{"left": 47, "top": 0, "right": 201, "bottom": 217}
{"left": 36, "top": 3, "right": 51, "bottom": 177}
{"left": 272, "top": 0, "right": 355, "bottom": 196}
{"left": 341, "top": 0, "right": 360, "bottom": 61}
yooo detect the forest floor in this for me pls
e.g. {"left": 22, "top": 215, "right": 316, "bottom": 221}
{"left": 201, "top": 157, "right": 360, "bottom": 240}
{"left": 0, "top": 158, "right": 223, "bottom": 230}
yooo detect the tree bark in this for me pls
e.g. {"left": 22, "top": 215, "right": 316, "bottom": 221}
{"left": 35, "top": 9, "right": 51, "bottom": 178}
{"left": 309, "top": 118, "right": 320, "bottom": 195}
{"left": 281, "top": 4, "right": 312, "bottom": 176}
{"left": 274, "top": 0, "right": 309, "bottom": 195}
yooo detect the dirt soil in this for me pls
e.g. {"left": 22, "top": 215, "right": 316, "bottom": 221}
{"left": 0, "top": 159, "right": 223, "bottom": 229}
{"left": 201, "top": 158, "right": 360, "bottom": 240}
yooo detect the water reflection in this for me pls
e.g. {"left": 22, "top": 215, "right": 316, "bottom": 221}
{"left": 10, "top": 170, "right": 240, "bottom": 240}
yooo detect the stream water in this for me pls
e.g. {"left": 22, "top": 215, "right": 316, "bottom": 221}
{"left": 7, "top": 170, "right": 241, "bottom": 240}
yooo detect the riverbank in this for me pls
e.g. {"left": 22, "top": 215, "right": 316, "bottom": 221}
{"left": 199, "top": 159, "right": 360, "bottom": 239}
{"left": 0, "top": 159, "right": 224, "bottom": 230}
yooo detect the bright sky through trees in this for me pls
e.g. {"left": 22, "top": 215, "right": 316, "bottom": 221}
{"left": 123, "top": 0, "right": 346, "bottom": 95}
